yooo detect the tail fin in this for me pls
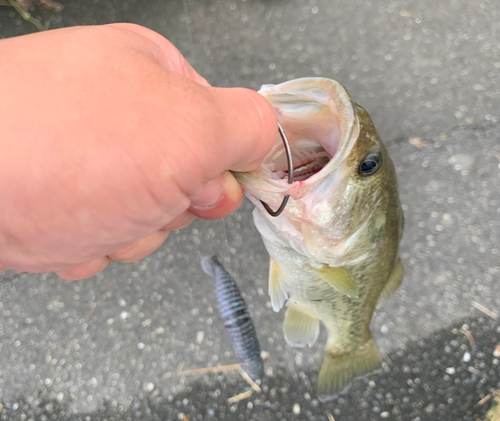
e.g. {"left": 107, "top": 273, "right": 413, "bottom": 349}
{"left": 317, "top": 337, "right": 382, "bottom": 398}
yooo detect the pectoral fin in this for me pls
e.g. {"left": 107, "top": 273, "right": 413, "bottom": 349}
{"left": 268, "top": 257, "right": 288, "bottom": 312}
{"left": 313, "top": 266, "right": 359, "bottom": 298}
{"left": 283, "top": 303, "right": 320, "bottom": 347}
{"left": 376, "top": 258, "right": 404, "bottom": 307}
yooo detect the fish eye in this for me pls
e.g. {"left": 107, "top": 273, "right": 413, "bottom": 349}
{"left": 359, "top": 151, "right": 382, "bottom": 177}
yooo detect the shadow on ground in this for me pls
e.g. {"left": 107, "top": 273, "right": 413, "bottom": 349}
{"left": 2, "top": 316, "right": 498, "bottom": 421}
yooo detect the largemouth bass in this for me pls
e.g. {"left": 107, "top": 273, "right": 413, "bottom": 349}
{"left": 234, "top": 78, "right": 404, "bottom": 397}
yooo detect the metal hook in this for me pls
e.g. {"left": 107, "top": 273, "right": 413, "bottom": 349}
{"left": 260, "top": 121, "right": 294, "bottom": 217}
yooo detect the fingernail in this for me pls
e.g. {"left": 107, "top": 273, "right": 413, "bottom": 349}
{"left": 191, "top": 179, "right": 224, "bottom": 209}
{"left": 222, "top": 171, "right": 244, "bottom": 202}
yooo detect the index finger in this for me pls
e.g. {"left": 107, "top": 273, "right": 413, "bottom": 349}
{"left": 107, "top": 23, "right": 210, "bottom": 86}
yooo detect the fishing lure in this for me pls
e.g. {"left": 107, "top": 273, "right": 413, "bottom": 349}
{"left": 201, "top": 255, "right": 264, "bottom": 381}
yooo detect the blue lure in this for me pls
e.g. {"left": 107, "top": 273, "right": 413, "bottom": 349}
{"left": 201, "top": 255, "right": 264, "bottom": 381}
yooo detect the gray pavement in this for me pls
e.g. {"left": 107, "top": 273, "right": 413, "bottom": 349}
{"left": 1, "top": 0, "right": 499, "bottom": 420}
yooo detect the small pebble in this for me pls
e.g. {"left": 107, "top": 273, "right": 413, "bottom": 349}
{"left": 380, "top": 412, "right": 390, "bottom": 418}
{"left": 463, "top": 352, "right": 471, "bottom": 362}
{"left": 196, "top": 331, "right": 205, "bottom": 344}
{"left": 445, "top": 367, "right": 456, "bottom": 375}
{"left": 143, "top": 382, "right": 155, "bottom": 392}
{"left": 493, "top": 346, "right": 500, "bottom": 358}
{"left": 425, "top": 403, "right": 435, "bottom": 414}
{"left": 293, "top": 403, "right": 301, "bottom": 415}
{"left": 409, "top": 137, "right": 426, "bottom": 148}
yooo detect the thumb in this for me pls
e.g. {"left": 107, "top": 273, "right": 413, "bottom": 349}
{"left": 148, "top": 78, "right": 279, "bottom": 221}
{"left": 209, "top": 86, "right": 278, "bottom": 173}
{"left": 183, "top": 86, "right": 278, "bottom": 221}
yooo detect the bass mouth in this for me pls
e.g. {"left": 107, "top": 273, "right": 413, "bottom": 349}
{"left": 284, "top": 155, "right": 330, "bottom": 182}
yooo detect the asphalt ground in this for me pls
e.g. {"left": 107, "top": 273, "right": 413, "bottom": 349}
{"left": 0, "top": 1, "right": 499, "bottom": 420}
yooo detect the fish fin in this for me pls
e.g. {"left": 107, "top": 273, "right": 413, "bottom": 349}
{"left": 317, "top": 336, "right": 382, "bottom": 398}
{"left": 313, "top": 266, "right": 359, "bottom": 298}
{"left": 268, "top": 257, "right": 288, "bottom": 312}
{"left": 376, "top": 258, "right": 404, "bottom": 307}
{"left": 282, "top": 303, "right": 320, "bottom": 347}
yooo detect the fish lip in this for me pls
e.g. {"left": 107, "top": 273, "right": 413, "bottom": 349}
{"left": 257, "top": 78, "right": 359, "bottom": 195}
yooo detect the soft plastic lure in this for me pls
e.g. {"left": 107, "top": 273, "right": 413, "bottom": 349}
{"left": 201, "top": 255, "right": 264, "bottom": 381}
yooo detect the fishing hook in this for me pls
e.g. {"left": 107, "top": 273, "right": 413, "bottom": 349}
{"left": 260, "top": 121, "right": 294, "bottom": 217}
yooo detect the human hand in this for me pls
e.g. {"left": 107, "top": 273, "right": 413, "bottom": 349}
{"left": 0, "top": 23, "right": 277, "bottom": 280}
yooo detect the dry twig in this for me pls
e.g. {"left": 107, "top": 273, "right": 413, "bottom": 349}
{"left": 228, "top": 389, "right": 253, "bottom": 403}
{"left": 179, "top": 363, "right": 240, "bottom": 376}
{"left": 180, "top": 362, "right": 262, "bottom": 403}
{"left": 6, "top": 0, "right": 49, "bottom": 31}
{"left": 472, "top": 302, "right": 498, "bottom": 320}
{"left": 238, "top": 367, "right": 261, "bottom": 393}
{"left": 176, "top": 361, "right": 185, "bottom": 373}
{"left": 86, "top": 303, "right": 97, "bottom": 321}
{"left": 459, "top": 327, "right": 476, "bottom": 347}
{"left": 479, "top": 391, "right": 500, "bottom": 406}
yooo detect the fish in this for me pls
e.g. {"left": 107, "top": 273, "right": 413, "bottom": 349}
{"left": 201, "top": 255, "right": 264, "bottom": 381}
{"left": 233, "top": 77, "right": 404, "bottom": 397}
